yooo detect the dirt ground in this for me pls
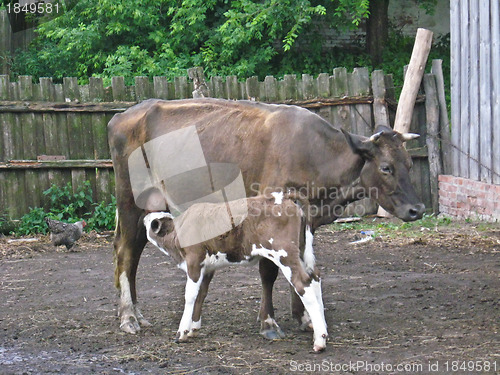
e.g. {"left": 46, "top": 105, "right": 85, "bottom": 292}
{"left": 1, "top": 221, "right": 499, "bottom": 375}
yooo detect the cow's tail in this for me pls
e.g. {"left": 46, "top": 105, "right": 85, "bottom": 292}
{"left": 114, "top": 208, "right": 120, "bottom": 236}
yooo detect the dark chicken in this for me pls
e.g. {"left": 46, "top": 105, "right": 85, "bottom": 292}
{"left": 45, "top": 218, "right": 86, "bottom": 250}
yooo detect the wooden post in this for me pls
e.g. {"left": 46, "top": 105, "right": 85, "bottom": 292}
{"left": 424, "top": 74, "right": 442, "bottom": 214}
{"left": 378, "top": 28, "right": 433, "bottom": 218}
{"left": 431, "top": 60, "right": 452, "bottom": 175}
{"left": 394, "top": 28, "right": 434, "bottom": 133}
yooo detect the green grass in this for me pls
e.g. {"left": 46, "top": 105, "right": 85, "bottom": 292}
{"left": 329, "top": 214, "right": 454, "bottom": 238}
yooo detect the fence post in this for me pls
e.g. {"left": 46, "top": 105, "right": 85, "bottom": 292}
{"left": 431, "top": 60, "right": 452, "bottom": 175}
{"left": 424, "top": 74, "right": 442, "bottom": 214}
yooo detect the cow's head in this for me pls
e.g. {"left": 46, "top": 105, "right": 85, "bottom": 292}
{"left": 342, "top": 125, "right": 425, "bottom": 221}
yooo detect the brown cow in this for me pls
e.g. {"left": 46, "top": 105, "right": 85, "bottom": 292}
{"left": 143, "top": 193, "right": 328, "bottom": 351}
{"left": 108, "top": 98, "right": 425, "bottom": 338}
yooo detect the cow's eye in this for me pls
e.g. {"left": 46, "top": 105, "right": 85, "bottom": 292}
{"left": 380, "top": 164, "right": 392, "bottom": 175}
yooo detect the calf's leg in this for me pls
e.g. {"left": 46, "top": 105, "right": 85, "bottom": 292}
{"left": 258, "top": 258, "right": 285, "bottom": 339}
{"left": 253, "top": 244, "right": 328, "bottom": 352}
{"left": 291, "top": 225, "right": 320, "bottom": 331}
{"left": 188, "top": 270, "right": 215, "bottom": 337}
{"left": 176, "top": 254, "right": 206, "bottom": 343}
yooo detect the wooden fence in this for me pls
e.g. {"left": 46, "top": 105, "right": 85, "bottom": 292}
{"left": 450, "top": 0, "right": 500, "bottom": 184}
{"left": 0, "top": 68, "right": 437, "bottom": 219}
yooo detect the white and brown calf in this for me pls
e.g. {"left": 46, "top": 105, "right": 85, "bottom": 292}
{"left": 143, "top": 193, "right": 328, "bottom": 352}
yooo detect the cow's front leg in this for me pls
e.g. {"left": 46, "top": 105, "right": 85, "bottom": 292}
{"left": 258, "top": 258, "right": 285, "bottom": 339}
{"left": 188, "top": 270, "right": 214, "bottom": 337}
{"left": 176, "top": 263, "right": 205, "bottom": 343}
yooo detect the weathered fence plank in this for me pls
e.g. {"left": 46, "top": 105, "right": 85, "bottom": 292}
{"left": 302, "top": 74, "right": 315, "bottom": 100}
{"left": 135, "top": 76, "right": 152, "bottom": 102}
{"left": 431, "top": 60, "right": 452, "bottom": 175}
{"left": 468, "top": 0, "right": 480, "bottom": 181}
{"left": 330, "top": 68, "right": 350, "bottom": 130}
{"left": 63, "top": 77, "right": 80, "bottom": 102}
{"left": 226, "top": 76, "right": 239, "bottom": 100}
{"left": 0, "top": 75, "right": 9, "bottom": 100}
{"left": 459, "top": 3, "right": 471, "bottom": 179}
{"left": 492, "top": 0, "right": 500, "bottom": 184}
{"left": 19, "top": 76, "right": 33, "bottom": 100}
{"left": 479, "top": 0, "right": 492, "bottom": 183}
{"left": 0, "top": 10, "right": 12, "bottom": 75}
{"left": 111, "top": 77, "right": 126, "bottom": 101}
{"left": 424, "top": 74, "right": 442, "bottom": 213}
{"left": 153, "top": 76, "right": 169, "bottom": 100}
{"left": 450, "top": 0, "right": 461, "bottom": 177}
{"left": 371, "top": 70, "right": 390, "bottom": 127}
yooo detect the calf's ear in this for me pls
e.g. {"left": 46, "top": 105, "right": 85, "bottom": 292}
{"left": 341, "top": 128, "right": 375, "bottom": 159}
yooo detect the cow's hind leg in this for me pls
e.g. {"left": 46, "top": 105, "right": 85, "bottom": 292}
{"left": 188, "top": 270, "right": 215, "bottom": 337}
{"left": 114, "top": 210, "right": 149, "bottom": 334}
{"left": 258, "top": 258, "right": 285, "bottom": 340}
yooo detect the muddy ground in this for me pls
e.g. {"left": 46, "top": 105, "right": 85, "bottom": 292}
{"left": 1, "top": 220, "right": 499, "bottom": 375}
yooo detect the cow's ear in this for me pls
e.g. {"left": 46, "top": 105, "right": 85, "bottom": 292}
{"left": 341, "top": 128, "right": 375, "bottom": 159}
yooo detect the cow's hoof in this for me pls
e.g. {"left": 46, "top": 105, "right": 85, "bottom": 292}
{"left": 313, "top": 344, "right": 326, "bottom": 353}
{"left": 135, "top": 308, "right": 151, "bottom": 327}
{"left": 260, "top": 315, "right": 285, "bottom": 340}
{"left": 120, "top": 317, "right": 140, "bottom": 334}
{"left": 187, "top": 328, "right": 199, "bottom": 338}
{"left": 174, "top": 331, "right": 189, "bottom": 343}
{"left": 260, "top": 328, "right": 286, "bottom": 340}
{"left": 312, "top": 333, "right": 328, "bottom": 353}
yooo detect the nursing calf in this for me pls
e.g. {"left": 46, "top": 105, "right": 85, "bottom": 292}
{"left": 144, "top": 193, "right": 328, "bottom": 352}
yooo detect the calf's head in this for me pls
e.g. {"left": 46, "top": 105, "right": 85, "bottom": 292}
{"left": 144, "top": 212, "right": 175, "bottom": 250}
{"left": 343, "top": 125, "right": 425, "bottom": 221}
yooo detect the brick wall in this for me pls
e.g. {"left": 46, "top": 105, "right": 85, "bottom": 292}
{"left": 438, "top": 175, "right": 500, "bottom": 221}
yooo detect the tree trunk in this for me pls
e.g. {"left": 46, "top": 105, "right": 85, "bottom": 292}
{"left": 366, "top": 0, "right": 390, "bottom": 66}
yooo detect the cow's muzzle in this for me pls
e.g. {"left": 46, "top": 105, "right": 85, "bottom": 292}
{"left": 398, "top": 203, "right": 425, "bottom": 221}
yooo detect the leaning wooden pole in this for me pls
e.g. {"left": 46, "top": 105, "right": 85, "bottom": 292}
{"left": 378, "top": 28, "right": 433, "bottom": 217}
{"left": 394, "top": 28, "right": 434, "bottom": 133}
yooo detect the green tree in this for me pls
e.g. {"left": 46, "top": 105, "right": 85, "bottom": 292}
{"left": 11, "top": 0, "right": 370, "bottom": 82}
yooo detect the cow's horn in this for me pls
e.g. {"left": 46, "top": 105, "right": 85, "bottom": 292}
{"left": 369, "top": 131, "right": 383, "bottom": 142}
{"left": 401, "top": 133, "right": 420, "bottom": 141}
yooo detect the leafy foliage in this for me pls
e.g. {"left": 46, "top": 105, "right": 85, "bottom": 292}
{"left": 11, "top": 0, "right": 370, "bottom": 82}
{"left": 16, "top": 181, "right": 116, "bottom": 235}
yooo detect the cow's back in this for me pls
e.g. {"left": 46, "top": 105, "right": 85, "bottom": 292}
{"left": 108, "top": 98, "right": 336, "bottom": 198}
